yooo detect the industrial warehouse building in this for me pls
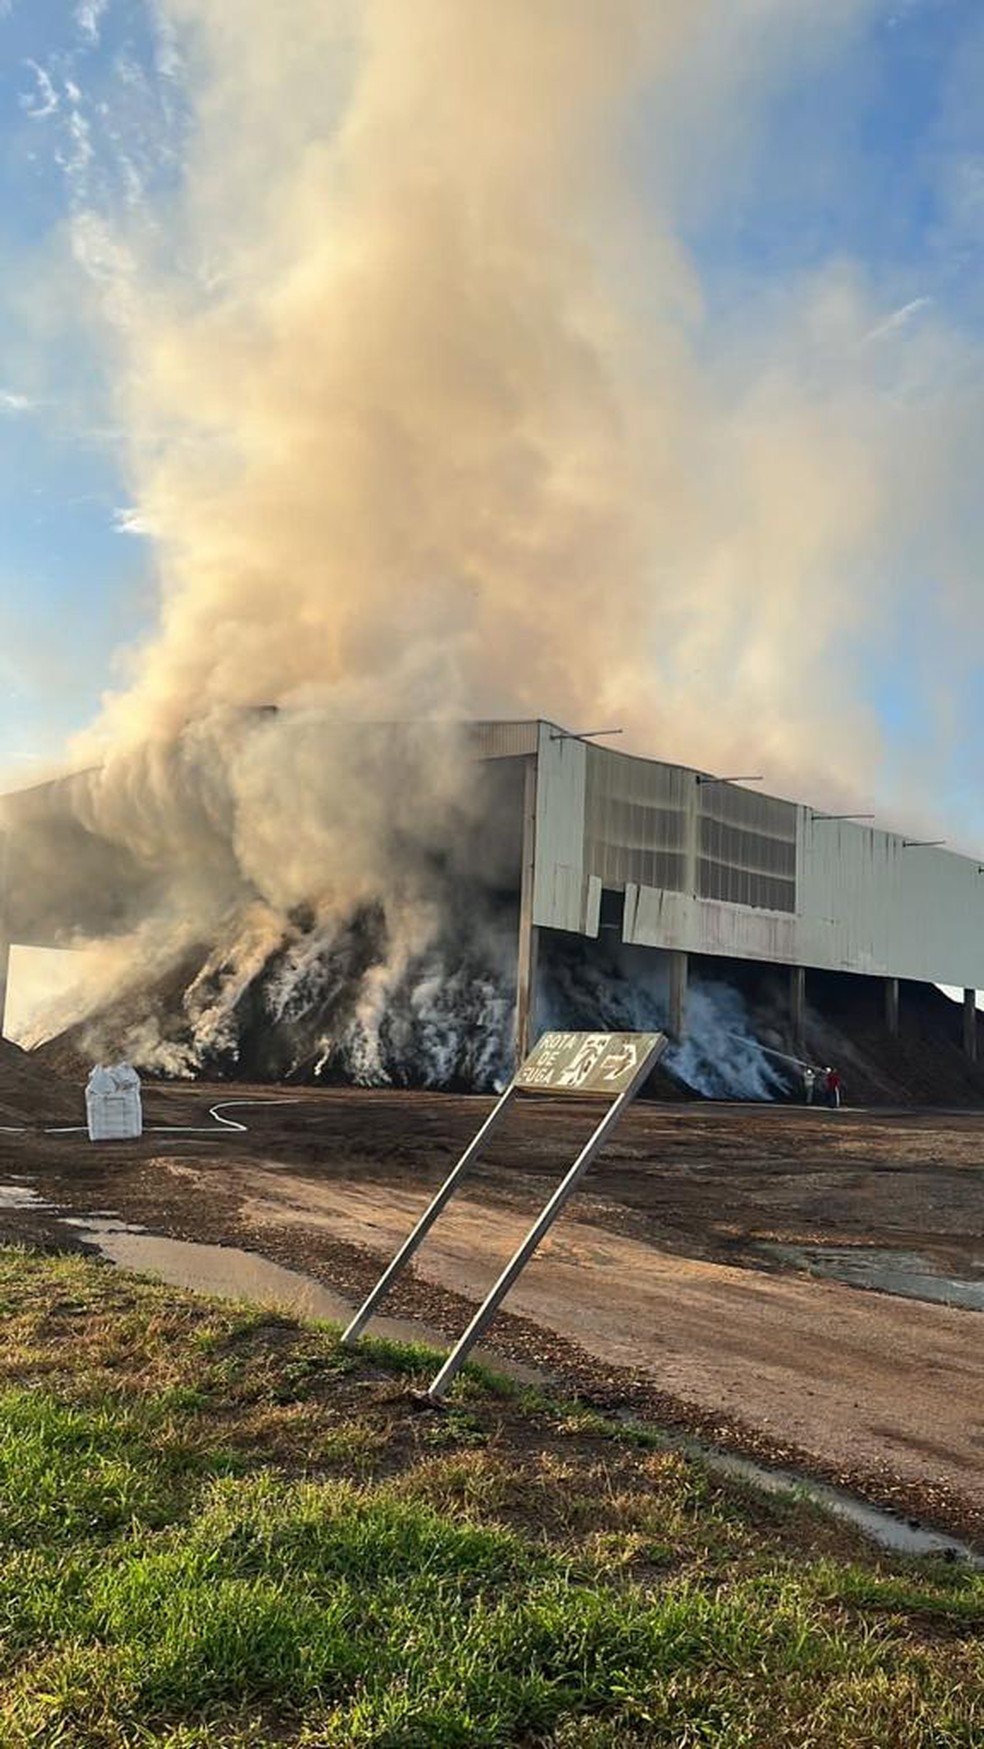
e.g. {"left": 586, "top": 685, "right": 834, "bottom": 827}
{"left": 469, "top": 720, "right": 984, "bottom": 1062}
{"left": 1, "top": 718, "right": 983, "bottom": 1074}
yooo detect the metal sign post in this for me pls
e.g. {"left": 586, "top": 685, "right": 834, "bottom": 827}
{"left": 341, "top": 1031, "right": 667, "bottom": 1400}
{"left": 340, "top": 1083, "right": 518, "bottom": 1348}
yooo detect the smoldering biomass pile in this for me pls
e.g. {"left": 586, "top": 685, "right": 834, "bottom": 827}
{"left": 28, "top": 915, "right": 785, "bottom": 1100}
{"left": 30, "top": 913, "right": 519, "bottom": 1092}
{"left": 0, "top": 1039, "right": 81, "bottom": 1127}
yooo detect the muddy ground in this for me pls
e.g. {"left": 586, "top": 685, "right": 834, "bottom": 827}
{"left": 2, "top": 1084, "right": 983, "bottom": 1546}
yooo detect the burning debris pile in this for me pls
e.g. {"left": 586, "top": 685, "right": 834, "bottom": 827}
{"left": 25, "top": 868, "right": 788, "bottom": 1101}
{"left": 34, "top": 933, "right": 790, "bottom": 1099}
{"left": 34, "top": 906, "right": 517, "bottom": 1091}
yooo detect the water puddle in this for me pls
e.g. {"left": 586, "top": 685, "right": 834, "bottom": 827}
{"left": 759, "top": 1242, "right": 984, "bottom": 1313}
{"left": 0, "top": 1179, "right": 53, "bottom": 1211}
{"left": 65, "top": 1217, "right": 543, "bottom": 1381}
{"left": 607, "top": 1411, "right": 982, "bottom": 1564}
{"left": 700, "top": 1447, "right": 984, "bottom": 1566}
{"left": 66, "top": 1219, "right": 358, "bottom": 1321}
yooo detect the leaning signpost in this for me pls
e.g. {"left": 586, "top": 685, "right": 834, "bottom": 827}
{"left": 341, "top": 1030, "right": 667, "bottom": 1400}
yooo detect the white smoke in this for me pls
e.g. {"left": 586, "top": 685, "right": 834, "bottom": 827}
{"left": 539, "top": 945, "right": 788, "bottom": 1101}
{"left": 667, "top": 985, "right": 789, "bottom": 1101}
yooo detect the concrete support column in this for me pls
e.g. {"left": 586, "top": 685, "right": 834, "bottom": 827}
{"left": 668, "top": 950, "right": 688, "bottom": 1041}
{"left": 884, "top": 976, "right": 900, "bottom": 1038}
{"left": 963, "top": 989, "right": 978, "bottom": 1063}
{"left": 514, "top": 754, "right": 540, "bottom": 1066}
{"left": 789, "top": 964, "right": 805, "bottom": 1052}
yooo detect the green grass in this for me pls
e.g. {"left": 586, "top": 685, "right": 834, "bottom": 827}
{"left": 0, "top": 1247, "right": 982, "bottom": 1746}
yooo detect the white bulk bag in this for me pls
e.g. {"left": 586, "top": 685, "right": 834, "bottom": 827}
{"left": 85, "top": 1062, "right": 143, "bottom": 1142}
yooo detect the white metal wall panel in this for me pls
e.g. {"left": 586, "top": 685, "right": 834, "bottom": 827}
{"left": 628, "top": 885, "right": 797, "bottom": 963}
{"left": 582, "top": 874, "right": 602, "bottom": 938}
{"left": 794, "top": 812, "right": 984, "bottom": 987}
{"left": 697, "top": 783, "right": 796, "bottom": 912}
{"left": 531, "top": 724, "right": 587, "bottom": 932}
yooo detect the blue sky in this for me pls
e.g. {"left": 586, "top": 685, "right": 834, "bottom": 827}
{"left": 680, "top": 3, "right": 984, "bottom": 315}
{"left": 0, "top": 0, "right": 181, "bottom": 769}
{"left": 0, "top": 0, "right": 982, "bottom": 825}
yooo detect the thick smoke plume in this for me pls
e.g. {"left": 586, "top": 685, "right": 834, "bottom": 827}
{"left": 7, "top": 0, "right": 982, "bottom": 1079}
{"left": 77, "top": 0, "right": 928, "bottom": 784}
{"left": 87, "top": 0, "right": 685, "bottom": 750}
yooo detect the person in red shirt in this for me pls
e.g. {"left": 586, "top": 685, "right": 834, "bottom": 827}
{"left": 826, "top": 1067, "right": 842, "bottom": 1109}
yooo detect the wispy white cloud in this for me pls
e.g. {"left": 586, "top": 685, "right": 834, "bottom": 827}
{"left": 60, "top": 104, "right": 95, "bottom": 180}
{"left": 0, "top": 390, "right": 36, "bottom": 415}
{"left": 147, "top": 0, "right": 182, "bottom": 81}
{"left": 113, "top": 507, "right": 154, "bottom": 536}
{"left": 864, "top": 296, "right": 933, "bottom": 343}
{"left": 46, "top": 79, "right": 100, "bottom": 207}
{"left": 886, "top": 0, "right": 950, "bottom": 23}
{"left": 20, "top": 60, "right": 59, "bottom": 121}
{"left": 76, "top": 0, "right": 109, "bottom": 47}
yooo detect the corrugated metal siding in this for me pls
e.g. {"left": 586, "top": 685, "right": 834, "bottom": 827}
{"left": 468, "top": 720, "right": 540, "bottom": 760}
{"left": 793, "top": 813, "right": 984, "bottom": 986}
{"left": 622, "top": 806, "right": 984, "bottom": 987}
{"left": 581, "top": 750, "right": 794, "bottom": 915}
{"left": 584, "top": 746, "right": 691, "bottom": 892}
{"left": 697, "top": 785, "right": 796, "bottom": 913}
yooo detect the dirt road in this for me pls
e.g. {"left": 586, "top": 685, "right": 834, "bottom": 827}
{"left": 1, "top": 1085, "right": 983, "bottom": 1539}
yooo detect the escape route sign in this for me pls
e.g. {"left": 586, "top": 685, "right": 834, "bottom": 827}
{"left": 515, "top": 1030, "right": 664, "bottom": 1095}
